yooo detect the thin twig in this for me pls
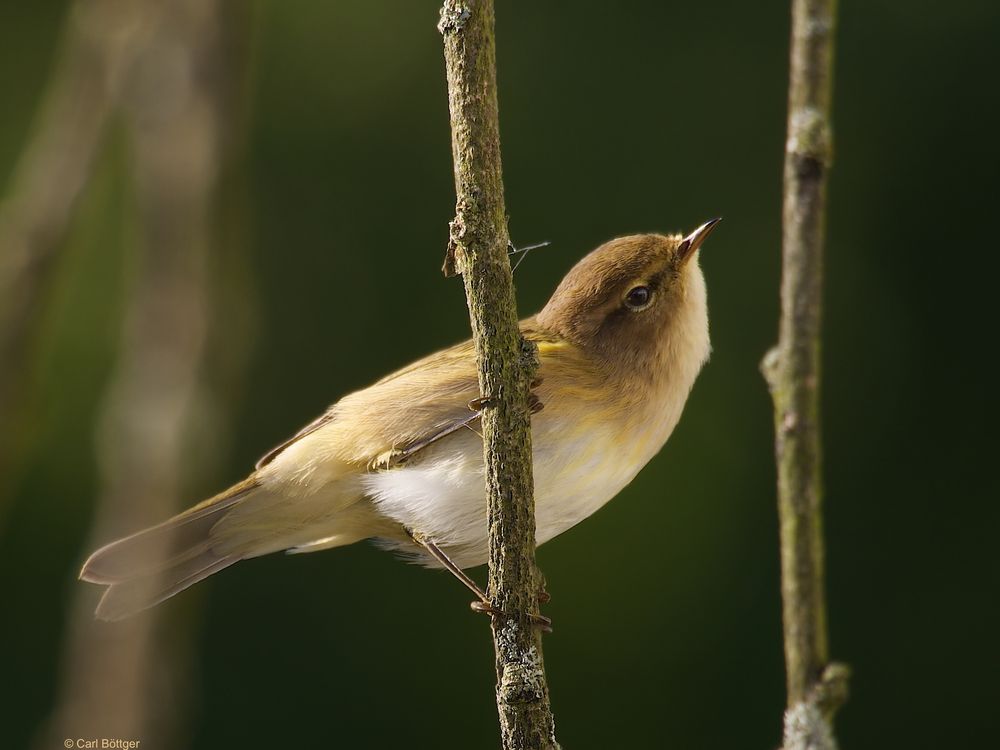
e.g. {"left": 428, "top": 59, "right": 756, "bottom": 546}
{"left": 438, "top": 2, "right": 559, "bottom": 748}
{"left": 509, "top": 240, "right": 551, "bottom": 273}
{"left": 761, "top": 0, "right": 849, "bottom": 748}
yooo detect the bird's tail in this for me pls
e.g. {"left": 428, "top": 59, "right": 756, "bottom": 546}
{"left": 79, "top": 478, "right": 260, "bottom": 621}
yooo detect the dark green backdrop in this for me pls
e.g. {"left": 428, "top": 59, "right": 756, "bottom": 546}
{"left": 2, "top": 1, "right": 998, "bottom": 748}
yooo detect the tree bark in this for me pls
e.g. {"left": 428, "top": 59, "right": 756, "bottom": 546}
{"left": 762, "top": 1, "right": 849, "bottom": 748}
{"left": 438, "top": 2, "right": 558, "bottom": 748}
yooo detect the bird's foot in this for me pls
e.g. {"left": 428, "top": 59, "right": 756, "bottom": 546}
{"left": 469, "top": 371, "right": 545, "bottom": 417}
{"left": 406, "top": 528, "right": 552, "bottom": 632}
{"left": 470, "top": 599, "right": 553, "bottom": 633}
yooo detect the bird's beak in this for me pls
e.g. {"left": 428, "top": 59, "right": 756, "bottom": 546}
{"left": 677, "top": 217, "right": 722, "bottom": 265}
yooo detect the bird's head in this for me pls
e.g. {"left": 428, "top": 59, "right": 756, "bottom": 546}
{"left": 536, "top": 219, "right": 720, "bottom": 382}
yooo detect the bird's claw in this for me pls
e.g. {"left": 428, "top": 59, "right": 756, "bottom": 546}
{"left": 470, "top": 599, "right": 553, "bottom": 633}
{"left": 528, "top": 392, "right": 544, "bottom": 414}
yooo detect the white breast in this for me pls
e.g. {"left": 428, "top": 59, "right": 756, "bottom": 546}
{"left": 361, "top": 395, "right": 686, "bottom": 569}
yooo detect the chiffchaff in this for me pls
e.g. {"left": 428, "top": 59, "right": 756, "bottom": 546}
{"left": 81, "top": 219, "right": 720, "bottom": 621}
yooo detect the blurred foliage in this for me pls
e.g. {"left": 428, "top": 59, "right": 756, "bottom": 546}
{"left": 1, "top": 1, "right": 998, "bottom": 748}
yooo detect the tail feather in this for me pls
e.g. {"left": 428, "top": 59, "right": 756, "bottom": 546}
{"left": 94, "top": 551, "right": 239, "bottom": 622}
{"left": 79, "top": 479, "right": 257, "bottom": 584}
{"left": 79, "top": 475, "right": 368, "bottom": 620}
{"left": 79, "top": 479, "right": 258, "bottom": 620}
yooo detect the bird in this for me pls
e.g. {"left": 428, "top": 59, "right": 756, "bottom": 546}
{"left": 80, "top": 218, "right": 720, "bottom": 621}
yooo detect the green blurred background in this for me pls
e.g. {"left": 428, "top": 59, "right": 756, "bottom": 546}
{"left": 2, "top": 1, "right": 998, "bottom": 748}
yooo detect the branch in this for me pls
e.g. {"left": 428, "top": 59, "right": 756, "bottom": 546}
{"left": 438, "top": 2, "right": 558, "bottom": 748}
{"left": 762, "top": 0, "right": 849, "bottom": 747}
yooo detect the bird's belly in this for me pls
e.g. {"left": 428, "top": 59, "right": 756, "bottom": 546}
{"left": 531, "top": 414, "right": 666, "bottom": 546}
{"left": 361, "top": 413, "right": 672, "bottom": 568}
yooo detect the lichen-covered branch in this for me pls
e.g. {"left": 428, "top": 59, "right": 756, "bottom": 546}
{"left": 438, "top": 2, "right": 558, "bottom": 748}
{"left": 761, "top": 0, "right": 848, "bottom": 748}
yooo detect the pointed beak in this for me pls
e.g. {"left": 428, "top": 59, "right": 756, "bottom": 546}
{"left": 677, "top": 217, "right": 722, "bottom": 264}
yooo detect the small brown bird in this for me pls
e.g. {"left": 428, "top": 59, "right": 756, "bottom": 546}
{"left": 81, "top": 219, "right": 720, "bottom": 621}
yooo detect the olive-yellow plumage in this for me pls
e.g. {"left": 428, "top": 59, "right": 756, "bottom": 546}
{"left": 80, "top": 220, "right": 719, "bottom": 620}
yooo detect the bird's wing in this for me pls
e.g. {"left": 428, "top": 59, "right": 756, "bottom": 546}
{"left": 257, "top": 321, "right": 564, "bottom": 473}
{"left": 256, "top": 337, "right": 484, "bottom": 474}
{"left": 255, "top": 412, "right": 334, "bottom": 469}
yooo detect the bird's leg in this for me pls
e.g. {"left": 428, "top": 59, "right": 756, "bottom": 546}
{"left": 406, "top": 529, "right": 551, "bottom": 632}
{"left": 408, "top": 529, "right": 490, "bottom": 602}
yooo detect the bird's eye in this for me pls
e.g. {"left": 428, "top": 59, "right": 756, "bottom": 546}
{"left": 624, "top": 285, "right": 652, "bottom": 310}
